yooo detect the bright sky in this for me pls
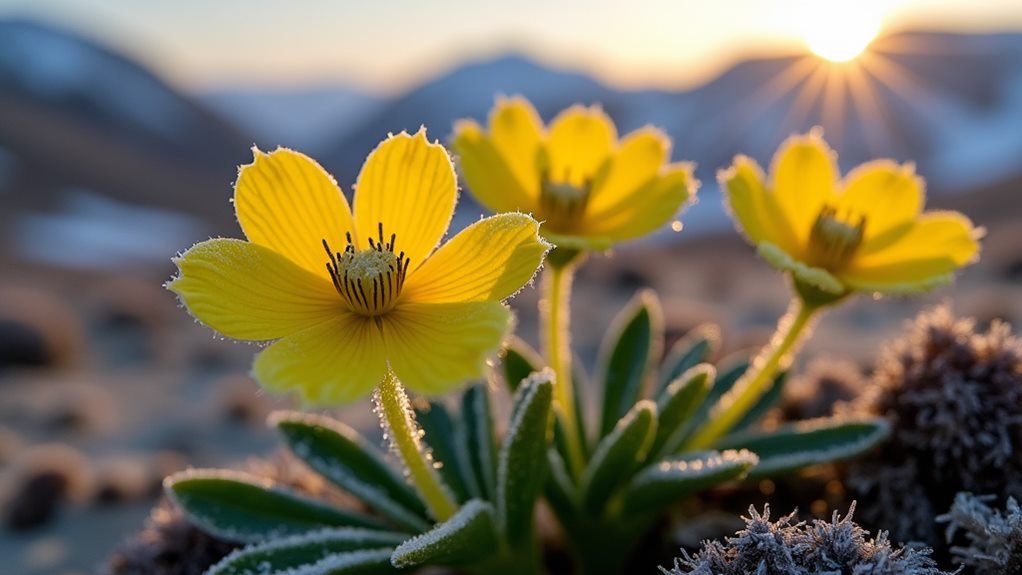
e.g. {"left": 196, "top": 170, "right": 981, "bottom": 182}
{"left": 2, "top": 0, "right": 1021, "bottom": 94}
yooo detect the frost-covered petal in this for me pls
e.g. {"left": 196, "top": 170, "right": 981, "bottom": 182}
{"left": 168, "top": 238, "right": 341, "bottom": 341}
{"left": 836, "top": 160, "right": 923, "bottom": 247}
{"left": 235, "top": 147, "right": 356, "bottom": 278}
{"left": 770, "top": 131, "right": 838, "bottom": 242}
{"left": 720, "top": 155, "right": 800, "bottom": 256}
{"left": 841, "top": 212, "right": 980, "bottom": 294}
{"left": 587, "top": 127, "right": 670, "bottom": 213}
{"left": 583, "top": 165, "right": 693, "bottom": 242}
{"left": 758, "top": 242, "right": 845, "bottom": 294}
{"left": 487, "top": 96, "right": 544, "bottom": 198}
{"left": 403, "top": 214, "right": 548, "bottom": 304}
{"left": 451, "top": 120, "right": 537, "bottom": 214}
{"left": 545, "top": 105, "right": 616, "bottom": 186}
{"left": 384, "top": 301, "right": 512, "bottom": 395}
{"left": 353, "top": 129, "right": 457, "bottom": 273}
{"left": 252, "top": 313, "right": 387, "bottom": 405}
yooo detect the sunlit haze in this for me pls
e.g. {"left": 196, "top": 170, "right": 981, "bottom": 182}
{"left": 1, "top": 0, "right": 1021, "bottom": 93}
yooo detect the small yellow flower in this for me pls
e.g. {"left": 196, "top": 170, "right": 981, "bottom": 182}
{"left": 720, "top": 130, "right": 981, "bottom": 299}
{"left": 452, "top": 97, "right": 695, "bottom": 250}
{"left": 168, "top": 130, "right": 549, "bottom": 404}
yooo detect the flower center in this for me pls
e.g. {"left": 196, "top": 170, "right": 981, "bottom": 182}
{"left": 539, "top": 170, "right": 592, "bottom": 232}
{"left": 806, "top": 205, "right": 866, "bottom": 270}
{"left": 323, "top": 223, "right": 409, "bottom": 317}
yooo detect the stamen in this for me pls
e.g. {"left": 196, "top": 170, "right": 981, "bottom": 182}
{"left": 538, "top": 168, "right": 592, "bottom": 232}
{"left": 323, "top": 224, "right": 409, "bottom": 317}
{"left": 807, "top": 205, "right": 867, "bottom": 270}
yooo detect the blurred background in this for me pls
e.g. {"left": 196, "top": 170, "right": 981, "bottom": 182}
{"left": 1, "top": 1, "right": 1021, "bottom": 573}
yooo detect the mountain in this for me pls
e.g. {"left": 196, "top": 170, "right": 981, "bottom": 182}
{"left": 321, "top": 32, "right": 1022, "bottom": 204}
{"left": 0, "top": 18, "right": 252, "bottom": 236}
{"left": 200, "top": 85, "right": 383, "bottom": 152}
{"left": 318, "top": 54, "right": 675, "bottom": 184}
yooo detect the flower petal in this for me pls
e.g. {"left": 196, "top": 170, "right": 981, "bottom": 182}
{"left": 720, "top": 155, "right": 800, "bottom": 256}
{"left": 168, "top": 238, "right": 341, "bottom": 340}
{"left": 545, "top": 105, "right": 616, "bottom": 186}
{"left": 836, "top": 160, "right": 923, "bottom": 247}
{"left": 841, "top": 212, "right": 980, "bottom": 293}
{"left": 758, "top": 242, "right": 844, "bottom": 294}
{"left": 235, "top": 147, "right": 355, "bottom": 277}
{"left": 582, "top": 164, "right": 693, "bottom": 242}
{"left": 354, "top": 129, "right": 457, "bottom": 273}
{"left": 384, "top": 301, "right": 511, "bottom": 395}
{"left": 252, "top": 314, "right": 386, "bottom": 405}
{"left": 451, "top": 120, "right": 537, "bottom": 214}
{"left": 403, "top": 213, "right": 548, "bottom": 304}
{"left": 488, "top": 96, "right": 544, "bottom": 198}
{"left": 587, "top": 127, "right": 670, "bottom": 214}
{"left": 770, "top": 131, "right": 838, "bottom": 242}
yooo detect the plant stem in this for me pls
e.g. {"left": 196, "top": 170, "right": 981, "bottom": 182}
{"left": 541, "top": 260, "right": 586, "bottom": 479}
{"left": 375, "top": 370, "right": 458, "bottom": 521}
{"left": 685, "top": 298, "right": 820, "bottom": 450}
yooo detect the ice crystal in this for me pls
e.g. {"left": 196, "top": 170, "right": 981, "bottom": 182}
{"left": 663, "top": 503, "right": 950, "bottom": 575}
{"left": 938, "top": 492, "right": 1022, "bottom": 575}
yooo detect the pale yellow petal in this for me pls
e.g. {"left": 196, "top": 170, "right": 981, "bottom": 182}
{"left": 354, "top": 129, "right": 457, "bottom": 273}
{"left": 252, "top": 314, "right": 386, "bottom": 405}
{"left": 758, "top": 242, "right": 845, "bottom": 294}
{"left": 842, "top": 212, "right": 980, "bottom": 293}
{"left": 451, "top": 120, "right": 537, "bottom": 214}
{"left": 836, "top": 160, "right": 923, "bottom": 246}
{"left": 720, "top": 155, "right": 801, "bottom": 256}
{"left": 582, "top": 164, "right": 693, "bottom": 242}
{"left": 384, "top": 301, "right": 511, "bottom": 395}
{"left": 235, "top": 147, "right": 355, "bottom": 277}
{"left": 403, "top": 214, "right": 548, "bottom": 304}
{"left": 488, "top": 96, "right": 544, "bottom": 197}
{"left": 545, "top": 105, "right": 616, "bottom": 186}
{"left": 770, "top": 131, "right": 838, "bottom": 241}
{"left": 587, "top": 127, "right": 670, "bottom": 213}
{"left": 168, "top": 238, "right": 341, "bottom": 341}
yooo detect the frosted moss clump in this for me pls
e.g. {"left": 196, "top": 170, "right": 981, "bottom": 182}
{"left": 938, "top": 492, "right": 1022, "bottom": 575}
{"left": 846, "top": 305, "right": 1022, "bottom": 543}
{"left": 663, "top": 503, "right": 950, "bottom": 575}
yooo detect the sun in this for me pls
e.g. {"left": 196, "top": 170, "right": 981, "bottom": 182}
{"left": 798, "top": 1, "right": 887, "bottom": 62}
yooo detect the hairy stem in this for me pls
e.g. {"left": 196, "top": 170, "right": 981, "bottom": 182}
{"left": 375, "top": 370, "right": 458, "bottom": 521}
{"left": 685, "top": 298, "right": 820, "bottom": 450}
{"left": 541, "top": 260, "right": 586, "bottom": 478}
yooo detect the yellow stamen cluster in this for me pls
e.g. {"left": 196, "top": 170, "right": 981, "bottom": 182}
{"left": 324, "top": 223, "right": 409, "bottom": 317}
{"left": 539, "top": 170, "right": 591, "bottom": 231}
{"left": 806, "top": 206, "right": 866, "bottom": 271}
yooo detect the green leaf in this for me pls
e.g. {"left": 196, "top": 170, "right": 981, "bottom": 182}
{"left": 497, "top": 373, "right": 553, "bottom": 544}
{"left": 544, "top": 448, "right": 578, "bottom": 519}
{"left": 729, "top": 370, "right": 788, "bottom": 433}
{"left": 271, "top": 411, "right": 430, "bottom": 533}
{"left": 501, "top": 336, "right": 543, "bottom": 394}
{"left": 208, "top": 528, "right": 405, "bottom": 575}
{"left": 656, "top": 323, "right": 720, "bottom": 395}
{"left": 581, "top": 401, "right": 657, "bottom": 513}
{"left": 716, "top": 417, "right": 890, "bottom": 479}
{"left": 391, "top": 500, "right": 499, "bottom": 568}
{"left": 460, "top": 384, "right": 497, "bottom": 501}
{"left": 598, "top": 290, "right": 663, "bottom": 438}
{"left": 621, "top": 449, "right": 759, "bottom": 515}
{"left": 413, "top": 400, "right": 472, "bottom": 502}
{"left": 166, "top": 470, "right": 389, "bottom": 543}
{"left": 649, "top": 365, "right": 714, "bottom": 460}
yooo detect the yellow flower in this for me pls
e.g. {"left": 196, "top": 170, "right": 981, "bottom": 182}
{"left": 452, "top": 97, "right": 695, "bottom": 251}
{"left": 168, "top": 130, "right": 549, "bottom": 404}
{"left": 720, "top": 130, "right": 981, "bottom": 299}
